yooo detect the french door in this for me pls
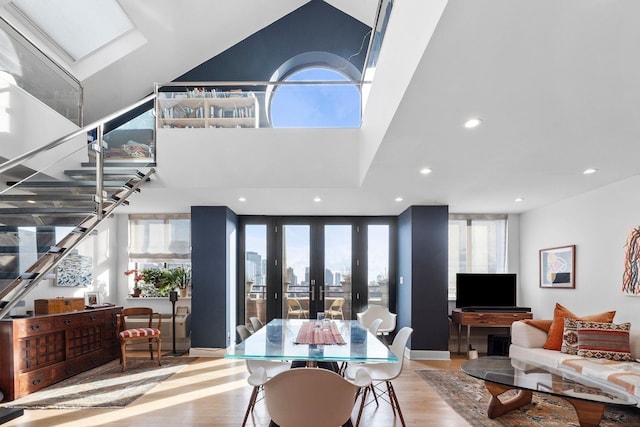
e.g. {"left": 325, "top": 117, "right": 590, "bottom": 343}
{"left": 240, "top": 218, "right": 394, "bottom": 325}
{"left": 280, "top": 222, "right": 353, "bottom": 321}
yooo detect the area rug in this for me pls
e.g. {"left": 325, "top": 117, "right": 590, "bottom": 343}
{"left": 417, "top": 370, "right": 640, "bottom": 426}
{"left": 2, "top": 357, "right": 194, "bottom": 409}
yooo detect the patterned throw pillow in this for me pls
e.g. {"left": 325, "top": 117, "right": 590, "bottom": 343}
{"left": 543, "top": 303, "right": 616, "bottom": 350}
{"left": 561, "top": 317, "right": 580, "bottom": 355}
{"left": 574, "top": 320, "right": 632, "bottom": 361}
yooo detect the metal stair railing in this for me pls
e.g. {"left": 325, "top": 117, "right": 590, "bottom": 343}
{"left": 0, "top": 94, "right": 157, "bottom": 320}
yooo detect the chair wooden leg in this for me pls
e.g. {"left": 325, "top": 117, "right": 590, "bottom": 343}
{"left": 121, "top": 342, "right": 127, "bottom": 372}
{"left": 387, "top": 381, "right": 406, "bottom": 427}
{"left": 157, "top": 337, "right": 162, "bottom": 366}
{"left": 355, "top": 386, "right": 368, "bottom": 427}
{"left": 148, "top": 338, "right": 154, "bottom": 360}
{"left": 242, "top": 386, "right": 260, "bottom": 427}
{"left": 370, "top": 384, "right": 379, "bottom": 406}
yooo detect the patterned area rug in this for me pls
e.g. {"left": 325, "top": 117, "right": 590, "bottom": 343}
{"left": 417, "top": 370, "right": 640, "bottom": 426}
{"left": 2, "top": 357, "right": 194, "bottom": 409}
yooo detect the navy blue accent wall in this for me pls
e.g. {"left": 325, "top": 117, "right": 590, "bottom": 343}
{"left": 397, "top": 206, "right": 449, "bottom": 352}
{"left": 191, "top": 206, "right": 238, "bottom": 348}
{"left": 177, "top": 1, "right": 370, "bottom": 83}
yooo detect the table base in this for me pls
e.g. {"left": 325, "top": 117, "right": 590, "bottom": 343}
{"left": 484, "top": 380, "right": 606, "bottom": 427}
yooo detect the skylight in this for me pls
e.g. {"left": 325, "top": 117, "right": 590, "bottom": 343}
{"left": 10, "top": 0, "right": 133, "bottom": 61}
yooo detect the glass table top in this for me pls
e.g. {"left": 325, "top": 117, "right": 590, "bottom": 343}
{"left": 225, "top": 319, "right": 397, "bottom": 363}
{"left": 461, "top": 356, "right": 637, "bottom": 406}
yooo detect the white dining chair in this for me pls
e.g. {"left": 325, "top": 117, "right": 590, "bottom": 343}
{"left": 356, "top": 305, "right": 397, "bottom": 343}
{"left": 237, "top": 323, "right": 291, "bottom": 427}
{"left": 248, "top": 367, "right": 371, "bottom": 427}
{"left": 345, "top": 326, "right": 414, "bottom": 427}
{"left": 339, "top": 318, "right": 384, "bottom": 376}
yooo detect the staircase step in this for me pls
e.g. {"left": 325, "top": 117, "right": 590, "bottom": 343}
{"left": 64, "top": 169, "right": 141, "bottom": 180}
{"left": 81, "top": 161, "right": 157, "bottom": 168}
{"left": 6, "top": 180, "right": 131, "bottom": 188}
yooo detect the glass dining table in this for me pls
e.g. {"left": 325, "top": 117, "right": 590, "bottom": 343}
{"left": 225, "top": 318, "right": 397, "bottom": 364}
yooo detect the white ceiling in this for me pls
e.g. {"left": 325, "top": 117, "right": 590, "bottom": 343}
{"left": 3, "top": 0, "right": 640, "bottom": 216}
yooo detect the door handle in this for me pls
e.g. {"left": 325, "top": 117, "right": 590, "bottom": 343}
{"left": 310, "top": 285, "right": 315, "bottom": 302}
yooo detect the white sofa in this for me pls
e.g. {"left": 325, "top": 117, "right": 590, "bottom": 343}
{"left": 509, "top": 320, "right": 640, "bottom": 407}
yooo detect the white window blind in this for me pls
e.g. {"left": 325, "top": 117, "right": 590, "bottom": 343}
{"left": 128, "top": 214, "right": 190, "bottom": 261}
{"left": 448, "top": 214, "right": 508, "bottom": 298}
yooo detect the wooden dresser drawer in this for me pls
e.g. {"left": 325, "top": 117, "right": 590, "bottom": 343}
{"left": 17, "top": 366, "right": 58, "bottom": 395}
{"left": 53, "top": 310, "right": 105, "bottom": 329}
{"left": 14, "top": 317, "right": 57, "bottom": 338}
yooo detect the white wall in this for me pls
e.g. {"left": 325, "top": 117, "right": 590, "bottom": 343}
{"left": 519, "top": 175, "right": 640, "bottom": 324}
{"left": 16, "top": 216, "right": 118, "bottom": 313}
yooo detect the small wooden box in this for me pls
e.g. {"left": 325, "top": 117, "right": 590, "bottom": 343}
{"left": 34, "top": 298, "right": 85, "bottom": 315}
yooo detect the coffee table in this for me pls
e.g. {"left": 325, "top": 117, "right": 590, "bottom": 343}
{"left": 461, "top": 356, "right": 637, "bottom": 427}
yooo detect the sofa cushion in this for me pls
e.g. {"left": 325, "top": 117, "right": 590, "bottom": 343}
{"left": 511, "top": 320, "right": 548, "bottom": 348}
{"left": 575, "top": 320, "right": 632, "bottom": 362}
{"left": 561, "top": 317, "right": 580, "bottom": 355}
{"left": 543, "top": 303, "right": 616, "bottom": 350}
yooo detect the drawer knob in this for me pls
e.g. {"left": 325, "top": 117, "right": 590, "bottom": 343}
{"left": 64, "top": 319, "right": 72, "bottom": 325}
{"left": 65, "top": 366, "right": 73, "bottom": 374}
{"left": 30, "top": 324, "right": 40, "bottom": 331}
{"left": 32, "top": 378, "right": 41, "bottom": 385}
{"left": 90, "top": 315, "right": 97, "bottom": 321}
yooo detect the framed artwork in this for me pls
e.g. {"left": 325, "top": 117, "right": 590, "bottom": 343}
{"left": 56, "top": 253, "right": 92, "bottom": 287}
{"left": 539, "top": 245, "right": 576, "bottom": 288}
{"left": 85, "top": 292, "right": 99, "bottom": 306}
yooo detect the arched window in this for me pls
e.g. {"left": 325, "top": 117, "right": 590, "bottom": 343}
{"left": 269, "top": 65, "right": 361, "bottom": 128}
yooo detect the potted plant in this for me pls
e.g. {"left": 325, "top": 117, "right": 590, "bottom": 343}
{"left": 173, "top": 266, "right": 191, "bottom": 297}
{"left": 124, "top": 269, "right": 143, "bottom": 297}
{"left": 139, "top": 267, "right": 175, "bottom": 296}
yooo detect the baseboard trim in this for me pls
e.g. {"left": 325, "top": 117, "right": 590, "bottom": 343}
{"left": 189, "top": 347, "right": 227, "bottom": 357}
{"left": 407, "top": 349, "right": 451, "bottom": 360}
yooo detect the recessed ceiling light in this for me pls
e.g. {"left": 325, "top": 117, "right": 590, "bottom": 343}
{"left": 515, "top": 197, "right": 524, "bottom": 202}
{"left": 583, "top": 168, "right": 598, "bottom": 175}
{"left": 313, "top": 197, "right": 322, "bottom": 203}
{"left": 419, "top": 168, "right": 432, "bottom": 175}
{"left": 395, "top": 197, "right": 403, "bottom": 202}
{"left": 238, "top": 197, "right": 246, "bottom": 202}
{"left": 26, "top": 199, "right": 36, "bottom": 204}
{"left": 464, "top": 118, "right": 482, "bottom": 129}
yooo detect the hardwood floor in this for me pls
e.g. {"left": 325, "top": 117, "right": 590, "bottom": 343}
{"left": 2, "top": 355, "right": 472, "bottom": 427}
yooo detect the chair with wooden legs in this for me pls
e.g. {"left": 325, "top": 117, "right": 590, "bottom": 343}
{"left": 248, "top": 367, "right": 371, "bottom": 427}
{"left": 345, "top": 327, "right": 414, "bottom": 427}
{"left": 117, "top": 307, "right": 162, "bottom": 372}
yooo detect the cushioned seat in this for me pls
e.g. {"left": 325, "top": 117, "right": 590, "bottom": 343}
{"left": 118, "top": 307, "right": 162, "bottom": 372}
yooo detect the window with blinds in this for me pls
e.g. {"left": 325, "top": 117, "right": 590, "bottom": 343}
{"left": 128, "top": 214, "right": 191, "bottom": 261}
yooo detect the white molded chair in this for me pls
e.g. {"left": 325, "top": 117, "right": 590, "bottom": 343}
{"left": 249, "top": 367, "right": 371, "bottom": 427}
{"left": 357, "top": 305, "right": 397, "bottom": 343}
{"left": 236, "top": 324, "right": 252, "bottom": 342}
{"left": 345, "top": 326, "right": 414, "bottom": 427}
{"left": 339, "top": 318, "right": 384, "bottom": 376}
{"left": 236, "top": 324, "right": 291, "bottom": 427}
{"left": 249, "top": 316, "right": 264, "bottom": 332}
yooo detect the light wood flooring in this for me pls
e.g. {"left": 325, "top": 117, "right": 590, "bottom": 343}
{"left": 3, "top": 354, "right": 472, "bottom": 427}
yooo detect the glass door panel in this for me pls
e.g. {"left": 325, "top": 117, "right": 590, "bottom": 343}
{"left": 367, "top": 225, "right": 389, "bottom": 307}
{"left": 323, "top": 225, "right": 352, "bottom": 320}
{"left": 244, "top": 224, "right": 268, "bottom": 326}
{"left": 282, "top": 225, "right": 311, "bottom": 319}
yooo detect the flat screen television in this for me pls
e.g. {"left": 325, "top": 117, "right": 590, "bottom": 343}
{"left": 455, "top": 273, "right": 517, "bottom": 309}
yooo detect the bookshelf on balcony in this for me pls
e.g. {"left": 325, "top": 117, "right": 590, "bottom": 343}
{"left": 157, "top": 91, "right": 259, "bottom": 129}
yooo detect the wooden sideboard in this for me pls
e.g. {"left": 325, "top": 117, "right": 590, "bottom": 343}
{"left": 451, "top": 309, "right": 533, "bottom": 353}
{"left": 0, "top": 306, "right": 121, "bottom": 402}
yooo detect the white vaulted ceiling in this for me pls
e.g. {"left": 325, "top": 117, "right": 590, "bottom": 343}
{"left": 2, "top": 0, "right": 640, "bottom": 216}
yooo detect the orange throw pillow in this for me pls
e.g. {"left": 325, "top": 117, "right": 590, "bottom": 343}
{"left": 523, "top": 319, "right": 553, "bottom": 333}
{"left": 543, "top": 303, "right": 616, "bottom": 350}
